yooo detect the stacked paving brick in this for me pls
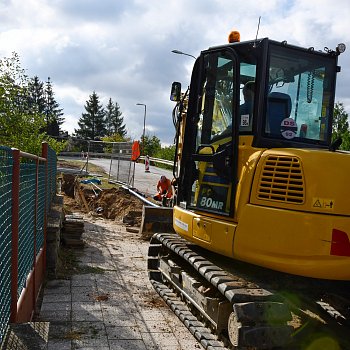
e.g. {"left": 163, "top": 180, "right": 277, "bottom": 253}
{"left": 61, "top": 214, "right": 84, "bottom": 247}
{"left": 46, "top": 195, "right": 64, "bottom": 277}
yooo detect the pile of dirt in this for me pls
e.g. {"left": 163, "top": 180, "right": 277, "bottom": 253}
{"left": 60, "top": 174, "right": 144, "bottom": 227}
{"left": 61, "top": 174, "right": 76, "bottom": 198}
{"left": 63, "top": 195, "right": 82, "bottom": 214}
{"left": 89, "top": 187, "right": 143, "bottom": 222}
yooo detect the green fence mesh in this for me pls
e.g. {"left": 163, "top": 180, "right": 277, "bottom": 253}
{"left": 36, "top": 164, "right": 46, "bottom": 251}
{"left": 47, "top": 147, "right": 57, "bottom": 209}
{"left": 18, "top": 161, "right": 36, "bottom": 297}
{"left": 0, "top": 144, "right": 56, "bottom": 345}
{"left": 0, "top": 147, "right": 13, "bottom": 343}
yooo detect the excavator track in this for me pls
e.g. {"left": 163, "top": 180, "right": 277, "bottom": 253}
{"left": 148, "top": 233, "right": 294, "bottom": 349}
{"left": 148, "top": 233, "right": 350, "bottom": 349}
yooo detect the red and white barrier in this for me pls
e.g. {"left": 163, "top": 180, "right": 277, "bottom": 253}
{"left": 145, "top": 155, "right": 150, "bottom": 172}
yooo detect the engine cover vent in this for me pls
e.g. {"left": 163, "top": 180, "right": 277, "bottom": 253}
{"left": 257, "top": 156, "right": 305, "bottom": 204}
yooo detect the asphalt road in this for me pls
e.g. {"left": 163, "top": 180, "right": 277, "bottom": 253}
{"left": 58, "top": 156, "right": 174, "bottom": 196}
{"left": 88, "top": 158, "right": 173, "bottom": 197}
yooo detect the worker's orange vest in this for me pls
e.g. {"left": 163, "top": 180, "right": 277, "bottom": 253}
{"left": 157, "top": 179, "right": 173, "bottom": 196}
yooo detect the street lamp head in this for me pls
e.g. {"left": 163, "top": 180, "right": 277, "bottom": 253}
{"left": 171, "top": 49, "right": 196, "bottom": 60}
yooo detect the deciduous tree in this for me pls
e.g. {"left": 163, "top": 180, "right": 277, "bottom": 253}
{"left": 332, "top": 102, "right": 350, "bottom": 150}
{"left": 142, "top": 135, "right": 161, "bottom": 157}
{"left": 0, "top": 52, "right": 65, "bottom": 154}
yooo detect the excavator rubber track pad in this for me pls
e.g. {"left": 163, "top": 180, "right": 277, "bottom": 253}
{"left": 148, "top": 233, "right": 294, "bottom": 349}
{"left": 151, "top": 280, "right": 227, "bottom": 349}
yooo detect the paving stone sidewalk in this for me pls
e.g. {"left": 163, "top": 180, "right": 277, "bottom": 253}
{"left": 38, "top": 215, "right": 204, "bottom": 350}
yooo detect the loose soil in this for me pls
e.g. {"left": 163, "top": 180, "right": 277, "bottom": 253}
{"left": 89, "top": 187, "right": 143, "bottom": 223}
{"left": 61, "top": 172, "right": 143, "bottom": 225}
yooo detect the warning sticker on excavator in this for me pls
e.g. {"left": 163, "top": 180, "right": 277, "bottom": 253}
{"left": 174, "top": 218, "right": 188, "bottom": 232}
{"left": 312, "top": 198, "right": 334, "bottom": 210}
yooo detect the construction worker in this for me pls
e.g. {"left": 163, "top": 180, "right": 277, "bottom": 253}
{"left": 239, "top": 81, "right": 255, "bottom": 130}
{"left": 153, "top": 175, "right": 173, "bottom": 204}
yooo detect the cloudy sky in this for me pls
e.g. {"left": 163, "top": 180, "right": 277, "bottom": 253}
{"left": 1, "top": 0, "right": 349, "bottom": 145}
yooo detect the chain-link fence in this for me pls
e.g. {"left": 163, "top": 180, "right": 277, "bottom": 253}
{"left": 0, "top": 143, "right": 56, "bottom": 345}
{"left": 106, "top": 142, "right": 134, "bottom": 186}
{"left": 18, "top": 161, "right": 36, "bottom": 297}
{"left": 36, "top": 163, "right": 46, "bottom": 250}
{"left": 47, "top": 146, "right": 57, "bottom": 208}
{"left": 0, "top": 147, "right": 13, "bottom": 343}
{"left": 59, "top": 138, "right": 134, "bottom": 186}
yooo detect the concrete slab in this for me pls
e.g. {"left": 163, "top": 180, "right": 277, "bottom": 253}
{"left": 105, "top": 326, "right": 142, "bottom": 340}
{"left": 47, "top": 340, "right": 72, "bottom": 350}
{"left": 141, "top": 332, "right": 180, "bottom": 348}
{"left": 108, "top": 339, "right": 147, "bottom": 350}
{"left": 37, "top": 215, "right": 204, "bottom": 350}
{"left": 40, "top": 302, "right": 71, "bottom": 312}
{"left": 71, "top": 310, "right": 104, "bottom": 322}
{"left": 42, "top": 293, "right": 71, "bottom": 304}
{"left": 39, "top": 310, "right": 71, "bottom": 322}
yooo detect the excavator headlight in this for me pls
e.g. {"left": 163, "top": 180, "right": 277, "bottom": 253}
{"left": 337, "top": 43, "right": 346, "bottom": 54}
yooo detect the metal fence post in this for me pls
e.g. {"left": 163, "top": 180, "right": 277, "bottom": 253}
{"left": 10, "top": 149, "right": 20, "bottom": 323}
{"left": 41, "top": 142, "right": 48, "bottom": 273}
{"left": 32, "top": 157, "right": 39, "bottom": 310}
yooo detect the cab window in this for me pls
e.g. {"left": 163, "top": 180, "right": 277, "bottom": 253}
{"left": 265, "top": 45, "right": 334, "bottom": 143}
{"left": 239, "top": 62, "right": 256, "bottom": 133}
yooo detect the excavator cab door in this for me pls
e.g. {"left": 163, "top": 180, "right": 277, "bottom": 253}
{"left": 181, "top": 49, "right": 240, "bottom": 216}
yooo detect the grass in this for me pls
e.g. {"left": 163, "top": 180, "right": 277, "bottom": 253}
{"left": 64, "top": 325, "right": 100, "bottom": 342}
{"left": 57, "top": 158, "right": 118, "bottom": 190}
{"left": 56, "top": 246, "right": 106, "bottom": 279}
{"left": 64, "top": 330, "right": 85, "bottom": 340}
{"left": 57, "top": 158, "right": 106, "bottom": 176}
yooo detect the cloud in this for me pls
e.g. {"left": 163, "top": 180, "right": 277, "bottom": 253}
{"left": 0, "top": 0, "right": 349, "bottom": 144}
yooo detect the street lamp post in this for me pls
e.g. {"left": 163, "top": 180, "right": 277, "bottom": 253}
{"left": 136, "top": 103, "right": 147, "bottom": 156}
{"left": 171, "top": 49, "right": 196, "bottom": 60}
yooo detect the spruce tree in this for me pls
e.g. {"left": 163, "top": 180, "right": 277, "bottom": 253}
{"left": 113, "top": 101, "right": 127, "bottom": 137}
{"left": 28, "top": 76, "right": 46, "bottom": 114}
{"left": 45, "top": 77, "right": 64, "bottom": 136}
{"left": 105, "top": 98, "right": 114, "bottom": 136}
{"left": 75, "top": 91, "right": 106, "bottom": 139}
{"left": 104, "top": 98, "right": 126, "bottom": 138}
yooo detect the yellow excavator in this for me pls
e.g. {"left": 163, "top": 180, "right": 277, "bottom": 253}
{"left": 147, "top": 32, "right": 350, "bottom": 349}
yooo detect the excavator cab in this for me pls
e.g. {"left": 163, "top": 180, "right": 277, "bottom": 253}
{"left": 176, "top": 38, "right": 339, "bottom": 218}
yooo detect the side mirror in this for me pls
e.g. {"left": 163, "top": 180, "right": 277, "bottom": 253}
{"left": 170, "top": 82, "right": 181, "bottom": 102}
